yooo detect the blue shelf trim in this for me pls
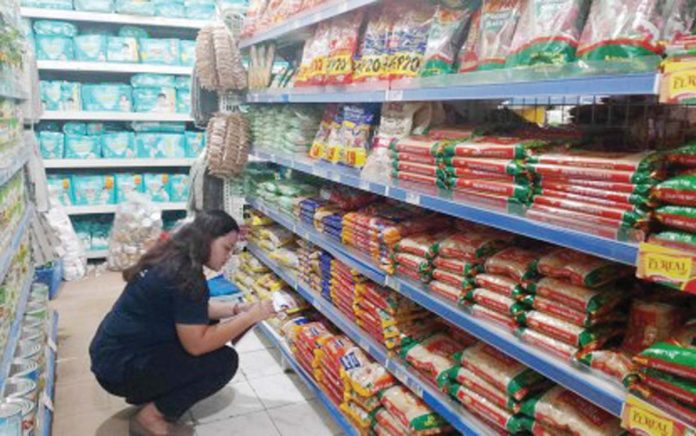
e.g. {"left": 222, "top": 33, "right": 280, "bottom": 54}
{"left": 0, "top": 267, "right": 35, "bottom": 395}
{"left": 41, "top": 311, "right": 59, "bottom": 436}
{"left": 253, "top": 149, "right": 638, "bottom": 265}
{"left": 239, "top": 0, "right": 379, "bottom": 48}
{"left": 0, "top": 206, "right": 33, "bottom": 286}
{"left": 0, "top": 145, "right": 29, "bottom": 188}
{"left": 248, "top": 199, "right": 627, "bottom": 417}
{"left": 248, "top": 244, "right": 494, "bottom": 435}
{"left": 255, "top": 321, "right": 359, "bottom": 436}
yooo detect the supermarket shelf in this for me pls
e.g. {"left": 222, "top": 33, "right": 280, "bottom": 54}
{"left": 0, "top": 144, "right": 30, "bottom": 188}
{"left": 40, "top": 311, "right": 59, "bottom": 436}
{"left": 44, "top": 158, "right": 196, "bottom": 169}
{"left": 248, "top": 198, "right": 628, "bottom": 417}
{"left": 20, "top": 7, "right": 209, "bottom": 28}
{"left": 0, "top": 206, "right": 33, "bottom": 286}
{"left": 252, "top": 149, "right": 639, "bottom": 265}
{"left": 255, "top": 321, "right": 359, "bottom": 436}
{"left": 0, "top": 268, "right": 35, "bottom": 395}
{"left": 248, "top": 244, "right": 493, "bottom": 435}
{"left": 37, "top": 60, "right": 193, "bottom": 75}
{"left": 86, "top": 250, "right": 108, "bottom": 259}
{"left": 246, "top": 85, "right": 388, "bottom": 103}
{"left": 239, "top": 0, "right": 379, "bottom": 48}
{"left": 0, "top": 68, "right": 28, "bottom": 100}
{"left": 63, "top": 202, "right": 186, "bottom": 215}
{"left": 42, "top": 111, "right": 193, "bottom": 122}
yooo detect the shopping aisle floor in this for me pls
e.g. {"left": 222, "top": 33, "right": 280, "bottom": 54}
{"left": 52, "top": 271, "right": 343, "bottom": 435}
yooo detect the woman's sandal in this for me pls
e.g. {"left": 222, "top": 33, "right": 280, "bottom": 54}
{"left": 129, "top": 418, "right": 194, "bottom": 436}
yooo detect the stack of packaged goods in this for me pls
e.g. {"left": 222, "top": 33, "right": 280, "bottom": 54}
{"left": 248, "top": 105, "right": 323, "bottom": 155}
{"left": 314, "top": 334, "right": 371, "bottom": 406}
{"left": 430, "top": 223, "right": 512, "bottom": 304}
{"left": 256, "top": 179, "right": 318, "bottom": 215}
{"left": 297, "top": 239, "right": 322, "bottom": 294}
{"left": 286, "top": 321, "right": 333, "bottom": 376}
{"left": 516, "top": 248, "right": 629, "bottom": 361}
{"left": 389, "top": 136, "right": 443, "bottom": 188}
{"left": 392, "top": 232, "right": 447, "bottom": 284}
{"left": 341, "top": 362, "right": 394, "bottom": 435}
{"left": 330, "top": 259, "right": 364, "bottom": 322}
{"left": 527, "top": 149, "right": 659, "bottom": 242}
{"left": 0, "top": 174, "right": 26, "bottom": 252}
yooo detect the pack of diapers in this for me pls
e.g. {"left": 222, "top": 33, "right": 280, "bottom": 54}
{"left": 82, "top": 84, "right": 132, "bottom": 112}
{"left": 115, "top": 0, "right": 154, "bottom": 15}
{"left": 62, "top": 122, "right": 87, "bottom": 135}
{"left": 74, "top": 35, "right": 107, "bottom": 61}
{"left": 118, "top": 26, "right": 149, "bottom": 38}
{"left": 72, "top": 219, "right": 93, "bottom": 251}
{"left": 46, "top": 174, "right": 73, "bottom": 205}
{"left": 217, "top": 0, "right": 247, "bottom": 13}
{"left": 179, "top": 40, "right": 195, "bottom": 66}
{"left": 131, "top": 74, "right": 176, "bottom": 88}
{"left": 82, "top": 26, "right": 114, "bottom": 36}
{"left": 101, "top": 132, "right": 136, "bottom": 158}
{"left": 64, "top": 122, "right": 110, "bottom": 135}
{"left": 133, "top": 86, "right": 176, "bottom": 113}
{"left": 143, "top": 173, "right": 170, "bottom": 202}
{"left": 21, "top": 0, "right": 73, "bottom": 10}
{"left": 175, "top": 76, "right": 190, "bottom": 90}
{"left": 72, "top": 174, "right": 116, "bottom": 205}
{"left": 91, "top": 221, "right": 112, "bottom": 250}
{"left": 154, "top": 0, "right": 184, "bottom": 17}
{"left": 106, "top": 37, "right": 139, "bottom": 63}
{"left": 114, "top": 173, "right": 144, "bottom": 202}
{"left": 184, "top": 131, "right": 205, "bottom": 157}
{"left": 35, "top": 35, "right": 74, "bottom": 60}
{"left": 176, "top": 89, "right": 190, "bottom": 114}
{"left": 61, "top": 82, "right": 82, "bottom": 111}
{"left": 131, "top": 121, "right": 185, "bottom": 133}
{"left": 168, "top": 173, "right": 189, "bottom": 202}
{"left": 39, "top": 131, "right": 64, "bottom": 159}
{"left": 74, "top": 0, "right": 114, "bottom": 12}
{"left": 139, "top": 38, "right": 180, "bottom": 65}
{"left": 185, "top": 3, "right": 215, "bottom": 19}
{"left": 40, "top": 81, "right": 62, "bottom": 110}
{"left": 64, "top": 134, "right": 101, "bottom": 158}
{"left": 33, "top": 20, "right": 77, "bottom": 37}
{"left": 136, "top": 133, "right": 185, "bottom": 158}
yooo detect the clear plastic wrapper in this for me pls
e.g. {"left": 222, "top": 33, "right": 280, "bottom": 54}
{"left": 421, "top": 5, "right": 474, "bottom": 76}
{"left": 106, "top": 193, "right": 162, "bottom": 271}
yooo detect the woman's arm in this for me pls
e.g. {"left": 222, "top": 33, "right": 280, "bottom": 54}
{"left": 208, "top": 301, "right": 251, "bottom": 320}
{"left": 177, "top": 300, "right": 275, "bottom": 356}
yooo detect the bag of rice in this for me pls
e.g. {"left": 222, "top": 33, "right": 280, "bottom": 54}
{"left": 439, "top": 156, "right": 527, "bottom": 175}
{"left": 655, "top": 205, "right": 696, "bottom": 232}
{"left": 653, "top": 175, "right": 696, "bottom": 207}
{"left": 639, "top": 368, "right": 696, "bottom": 406}
{"left": 465, "top": 288, "right": 528, "bottom": 318}
{"left": 521, "top": 294, "right": 626, "bottom": 327}
{"left": 474, "top": 274, "right": 525, "bottom": 300}
{"left": 577, "top": 350, "right": 637, "bottom": 386}
{"left": 447, "top": 383, "right": 533, "bottom": 433}
{"left": 534, "top": 248, "right": 630, "bottom": 288}
{"left": 344, "top": 363, "right": 397, "bottom": 397}
{"left": 428, "top": 280, "right": 465, "bottom": 303}
{"left": 516, "top": 310, "right": 623, "bottom": 350}
{"left": 431, "top": 268, "right": 475, "bottom": 289}
{"left": 378, "top": 385, "right": 450, "bottom": 433}
{"left": 525, "top": 277, "right": 624, "bottom": 316}
{"left": 439, "top": 136, "right": 545, "bottom": 160}
{"left": 485, "top": 247, "right": 542, "bottom": 283}
{"left": 444, "top": 366, "right": 520, "bottom": 412}
{"left": 634, "top": 343, "right": 696, "bottom": 381}
{"left": 400, "top": 333, "right": 461, "bottom": 385}
{"left": 395, "top": 233, "right": 447, "bottom": 260}
{"left": 470, "top": 304, "right": 520, "bottom": 331}
{"left": 438, "top": 232, "right": 508, "bottom": 261}
{"left": 516, "top": 327, "right": 579, "bottom": 361}
{"left": 453, "top": 343, "right": 549, "bottom": 401}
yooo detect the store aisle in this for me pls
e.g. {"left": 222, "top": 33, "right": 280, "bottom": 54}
{"left": 52, "top": 272, "right": 342, "bottom": 436}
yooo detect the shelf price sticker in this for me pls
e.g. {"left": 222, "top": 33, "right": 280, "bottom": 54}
{"left": 660, "top": 67, "right": 696, "bottom": 105}
{"left": 636, "top": 242, "right": 696, "bottom": 295}
{"left": 621, "top": 394, "right": 693, "bottom": 436}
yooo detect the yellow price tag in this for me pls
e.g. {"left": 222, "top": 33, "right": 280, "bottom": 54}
{"left": 660, "top": 69, "right": 696, "bottom": 104}
{"left": 325, "top": 144, "right": 342, "bottom": 164}
{"left": 621, "top": 395, "right": 692, "bottom": 436}
{"left": 354, "top": 54, "right": 386, "bottom": 80}
{"left": 309, "top": 142, "right": 325, "bottom": 160}
{"left": 636, "top": 242, "right": 696, "bottom": 294}
{"left": 327, "top": 53, "right": 352, "bottom": 76}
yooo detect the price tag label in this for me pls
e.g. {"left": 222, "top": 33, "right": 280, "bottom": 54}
{"left": 636, "top": 242, "right": 696, "bottom": 295}
{"left": 359, "top": 180, "right": 370, "bottom": 191}
{"left": 405, "top": 192, "right": 420, "bottom": 206}
{"left": 386, "top": 89, "right": 404, "bottom": 101}
{"left": 42, "top": 395, "right": 54, "bottom": 412}
{"left": 660, "top": 67, "right": 696, "bottom": 104}
{"left": 48, "top": 338, "right": 57, "bottom": 353}
{"left": 621, "top": 394, "right": 691, "bottom": 436}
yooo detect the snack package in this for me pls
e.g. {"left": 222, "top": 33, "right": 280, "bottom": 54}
{"left": 378, "top": 385, "right": 449, "bottom": 433}
{"left": 521, "top": 386, "right": 623, "bottom": 435}
{"left": 454, "top": 343, "right": 549, "bottom": 401}
{"left": 655, "top": 205, "right": 696, "bottom": 232}
{"left": 447, "top": 383, "right": 532, "bottom": 432}
{"left": 421, "top": 5, "right": 475, "bottom": 76}
{"left": 325, "top": 10, "right": 365, "bottom": 85}
{"left": 474, "top": 0, "right": 523, "bottom": 70}
{"left": 507, "top": 0, "right": 590, "bottom": 67}
{"left": 526, "top": 277, "right": 624, "bottom": 316}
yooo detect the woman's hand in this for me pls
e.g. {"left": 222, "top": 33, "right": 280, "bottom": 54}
{"left": 248, "top": 300, "right": 276, "bottom": 323}
{"left": 230, "top": 302, "right": 253, "bottom": 316}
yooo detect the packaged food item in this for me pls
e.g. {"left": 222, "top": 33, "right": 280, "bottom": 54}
{"left": 484, "top": 247, "right": 540, "bottom": 283}
{"left": 534, "top": 248, "right": 629, "bottom": 288}
{"left": 439, "top": 136, "right": 543, "bottom": 160}
{"left": 521, "top": 294, "right": 625, "bottom": 328}
{"left": 325, "top": 10, "right": 364, "bottom": 85}
{"left": 653, "top": 175, "right": 696, "bottom": 207}
{"left": 507, "top": 0, "right": 590, "bottom": 67}
{"left": 395, "top": 233, "right": 445, "bottom": 260}
{"left": 400, "top": 333, "right": 460, "bottom": 384}
{"left": 429, "top": 280, "right": 464, "bottom": 302}
{"left": 432, "top": 258, "right": 481, "bottom": 278}
{"left": 353, "top": 7, "right": 392, "bottom": 83}
{"left": 630, "top": 383, "right": 696, "bottom": 428}
{"left": 526, "top": 277, "right": 624, "bottom": 316}
{"left": 517, "top": 310, "right": 622, "bottom": 349}
{"left": 447, "top": 383, "right": 532, "bottom": 432}
{"left": 655, "top": 205, "right": 696, "bottom": 232}
{"left": 539, "top": 180, "right": 650, "bottom": 206}
{"left": 445, "top": 366, "right": 519, "bottom": 411}
{"left": 470, "top": 303, "right": 519, "bottom": 330}
{"left": 373, "top": 408, "right": 410, "bottom": 436}
{"left": 532, "top": 195, "right": 647, "bottom": 227}
{"left": 640, "top": 368, "right": 696, "bottom": 406}
{"left": 421, "top": 5, "right": 474, "bottom": 76}
{"left": 378, "top": 385, "right": 449, "bottom": 433}
{"left": 440, "top": 156, "right": 526, "bottom": 175}
{"left": 577, "top": 350, "right": 637, "bottom": 386}
{"left": 345, "top": 362, "right": 397, "bottom": 397}
{"left": 384, "top": 1, "right": 434, "bottom": 81}
{"left": 465, "top": 288, "right": 527, "bottom": 318}
{"left": 456, "top": 8, "right": 482, "bottom": 72}
{"left": 474, "top": 273, "right": 524, "bottom": 299}
{"left": 474, "top": 0, "right": 523, "bottom": 70}
{"left": 454, "top": 343, "right": 548, "bottom": 401}
{"left": 516, "top": 327, "right": 579, "bottom": 361}
{"left": 668, "top": 141, "right": 696, "bottom": 168}
{"left": 438, "top": 232, "right": 507, "bottom": 261}
{"left": 528, "top": 163, "right": 658, "bottom": 185}
{"left": 521, "top": 386, "right": 622, "bottom": 435}
{"left": 634, "top": 343, "right": 696, "bottom": 381}
{"left": 394, "top": 252, "right": 432, "bottom": 275}
{"left": 622, "top": 300, "right": 687, "bottom": 355}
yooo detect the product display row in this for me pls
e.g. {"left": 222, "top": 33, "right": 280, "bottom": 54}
{"left": 21, "top": 0, "right": 219, "bottom": 20}
{"left": 46, "top": 171, "right": 189, "bottom": 206}
{"left": 0, "top": 99, "right": 24, "bottom": 161}
{"left": 0, "top": 174, "right": 27, "bottom": 257}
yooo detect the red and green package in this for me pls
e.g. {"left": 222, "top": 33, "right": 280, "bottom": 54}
{"left": 421, "top": 5, "right": 475, "bottom": 76}
{"left": 506, "top": 0, "right": 590, "bottom": 67}
{"left": 395, "top": 232, "right": 447, "bottom": 259}
{"left": 465, "top": 288, "right": 528, "bottom": 318}
{"left": 400, "top": 333, "right": 460, "bottom": 385}
{"left": 538, "top": 179, "right": 651, "bottom": 205}
{"left": 640, "top": 368, "right": 696, "bottom": 407}
{"left": 393, "top": 160, "right": 439, "bottom": 177}
{"left": 454, "top": 342, "right": 549, "bottom": 401}
{"left": 451, "top": 188, "right": 529, "bottom": 214}
{"left": 532, "top": 195, "right": 647, "bottom": 227}
{"left": 668, "top": 141, "right": 696, "bottom": 168}
{"left": 535, "top": 188, "right": 640, "bottom": 211}
{"left": 577, "top": 350, "right": 638, "bottom": 386}
{"left": 392, "top": 151, "right": 439, "bottom": 166}
{"left": 521, "top": 294, "right": 627, "bottom": 327}
{"left": 475, "top": 273, "right": 526, "bottom": 299}
{"left": 429, "top": 280, "right": 465, "bottom": 302}
{"left": 484, "top": 247, "right": 542, "bottom": 282}
{"left": 474, "top": 0, "right": 524, "bottom": 70}
{"left": 393, "top": 170, "right": 439, "bottom": 186}
{"left": 439, "top": 156, "right": 527, "bottom": 175}
{"left": 390, "top": 137, "right": 442, "bottom": 156}
{"left": 444, "top": 366, "right": 521, "bottom": 412}
{"left": 526, "top": 204, "right": 646, "bottom": 239}
{"left": 520, "top": 386, "right": 623, "bottom": 435}
{"left": 630, "top": 382, "right": 696, "bottom": 428}
{"left": 516, "top": 327, "right": 579, "bottom": 361}
{"left": 528, "top": 149, "right": 659, "bottom": 172}
{"left": 516, "top": 310, "right": 623, "bottom": 349}
{"left": 439, "top": 136, "right": 546, "bottom": 159}
{"left": 437, "top": 167, "right": 530, "bottom": 184}
{"left": 471, "top": 303, "right": 520, "bottom": 331}
{"left": 447, "top": 383, "right": 533, "bottom": 433}
{"left": 457, "top": 8, "right": 482, "bottom": 72}
{"left": 527, "top": 163, "right": 660, "bottom": 184}
{"left": 526, "top": 277, "right": 624, "bottom": 316}
{"left": 655, "top": 205, "right": 696, "bottom": 232}
{"left": 325, "top": 10, "right": 364, "bottom": 85}
{"left": 433, "top": 257, "right": 482, "bottom": 277}
{"left": 432, "top": 269, "right": 476, "bottom": 290}
{"left": 438, "top": 231, "right": 509, "bottom": 260}
{"left": 446, "top": 178, "right": 531, "bottom": 201}
{"left": 649, "top": 230, "right": 696, "bottom": 252}
{"left": 378, "top": 385, "right": 450, "bottom": 432}
{"left": 534, "top": 247, "right": 631, "bottom": 288}
{"left": 653, "top": 175, "right": 696, "bottom": 207}
{"left": 634, "top": 342, "right": 696, "bottom": 381}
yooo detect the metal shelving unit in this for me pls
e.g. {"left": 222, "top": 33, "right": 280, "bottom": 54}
{"left": 247, "top": 197, "right": 628, "bottom": 417}
{"left": 0, "top": 206, "right": 33, "bottom": 286}
{"left": 37, "top": 60, "right": 193, "bottom": 75}
{"left": 39, "top": 311, "right": 59, "bottom": 436}
{"left": 43, "top": 158, "right": 195, "bottom": 169}
{"left": 0, "top": 145, "right": 30, "bottom": 189}
{"left": 248, "top": 245, "right": 494, "bottom": 436}
{"left": 41, "top": 111, "right": 193, "bottom": 122}
{"left": 21, "top": 7, "right": 209, "bottom": 28}
{"left": 0, "top": 268, "right": 35, "bottom": 395}
{"left": 63, "top": 202, "right": 187, "bottom": 215}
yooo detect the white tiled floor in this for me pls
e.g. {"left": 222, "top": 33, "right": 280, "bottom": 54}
{"left": 52, "top": 271, "right": 342, "bottom": 435}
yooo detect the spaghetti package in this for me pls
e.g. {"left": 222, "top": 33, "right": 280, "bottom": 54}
{"left": 538, "top": 180, "right": 651, "bottom": 206}
{"left": 667, "top": 141, "right": 696, "bottom": 168}
{"left": 325, "top": 10, "right": 365, "bottom": 85}
{"left": 378, "top": 385, "right": 450, "bottom": 433}
{"left": 454, "top": 343, "right": 549, "bottom": 401}
{"left": 516, "top": 310, "right": 623, "bottom": 350}
{"left": 526, "top": 277, "right": 624, "bottom": 316}
{"left": 520, "top": 386, "right": 623, "bottom": 435}
{"left": 440, "top": 156, "right": 527, "bottom": 175}
{"left": 484, "top": 247, "right": 541, "bottom": 283}
{"left": 421, "top": 5, "right": 475, "bottom": 76}
{"left": 447, "top": 383, "right": 532, "bottom": 433}
{"left": 475, "top": 274, "right": 525, "bottom": 299}
{"left": 506, "top": 0, "right": 591, "bottom": 67}
{"left": 534, "top": 247, "right": 630, "bottom": 288}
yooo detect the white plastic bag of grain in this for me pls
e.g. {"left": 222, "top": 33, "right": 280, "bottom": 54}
{"left": 107, "top": 192, "right": 162, "bottom": 271}
{"left": 45, "top": 201, "right": 86, "bottom": 281}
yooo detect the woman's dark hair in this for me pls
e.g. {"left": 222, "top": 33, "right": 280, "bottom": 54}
{"left": 123, "top": 210, "right": 239, "bottom": 299}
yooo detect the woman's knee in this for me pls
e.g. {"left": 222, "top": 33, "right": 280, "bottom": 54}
{"left": 207, "top": 346, "right": 238, "bottom": 385}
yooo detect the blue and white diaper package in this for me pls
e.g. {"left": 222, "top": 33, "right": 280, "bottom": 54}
{"left": 136, "top": 133, "right": 185, "bottom": 158}
{"left": 106, "top": 37, "right": 139, "bottom": 63}
{"left": 72, "top": 174, "right": 116, "bottom": 205}
{"left": 115, "top": 0, "right": 154, "bottom": 15}
{"left": 179, "top": 40, "right": 195, "bottom": 66}
{"left": 131, "top": 122, "right": 185, "bottom": 133}
{"left": 185, "top": 3, "right": 215, "bottom": 19}
{"left": 176, "top": 89, "right": 190, "bottom": 114}
{"left": 62, "top": 122, "right": 87, "bottom": 136}
{"left": 143, "top": 173, "right": 170, "bottom": 202}
{"left": 61, "top": 81, "right": 82, "bottom": 111}
{"left": 154, "top": 0, "right": 184, "bottom": 17}
{"left": 138, "top": 38, "right": 179, "bottom": 65}
{"left": 74, "top": 0, "right": 114, "bottom": 12}
{"left": 175, "top": 76, "right": 190, "bottom": 90}
{"left": 40, "top": 81, "right": 62, "bottom": 110}
{"left": 131, "top": 74, "right": 176, "bottom": 88}
{"left": 21, "top": 0, "right": 73, "bottom": 10}
{"left": 81, "top": 27, "right": 114, "bottom": 36}
{"left": 133, "top": 86, "right": 176, "bottom": 113}
{"left": 91, "top": 221, "right": 111, "bottom": 250}
{"left": 33, "top": 20, "right": 77, "bottom": 37}
{"left": 184, "top": 131, "right": 205, "bottom": 157}
{"left": 72, "top": 219, "right": 92, "bottom": 250}
{"left": 74, "top": 35, "right": 107, "bottom": 62}
{"left": 39, "top": 131, "right": 64, "bottom": 159}
{"left": 168, "top": 173, "right": 189, "bottom": 202}
{"left": 118, "top": 26, "right": 149, "bottom": 39}
{"left": 101, "top": 131, "right": 135, "bottom": 158}
{"left": 46, "top": 174, "right": 73, "bottom": 205}
{"left": 65, "top": 134, "right": 101, "bottom": 159}
{"left": 115, "top": 173, "right": 143, "bottom": 202}
{"left": 35, "top": 35, "right": 74, "bottom": 60}
{"left": 82, "top": 84, "right": 132, "bottom": 112}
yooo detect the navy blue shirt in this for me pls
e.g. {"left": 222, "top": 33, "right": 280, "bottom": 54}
{"left": 90, "top": 265, "right": 209, "bottom": 384}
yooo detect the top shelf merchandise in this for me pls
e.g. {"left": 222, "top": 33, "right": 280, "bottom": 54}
{"left": 20, "top": 7, "right": 210, "bottom": 28}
